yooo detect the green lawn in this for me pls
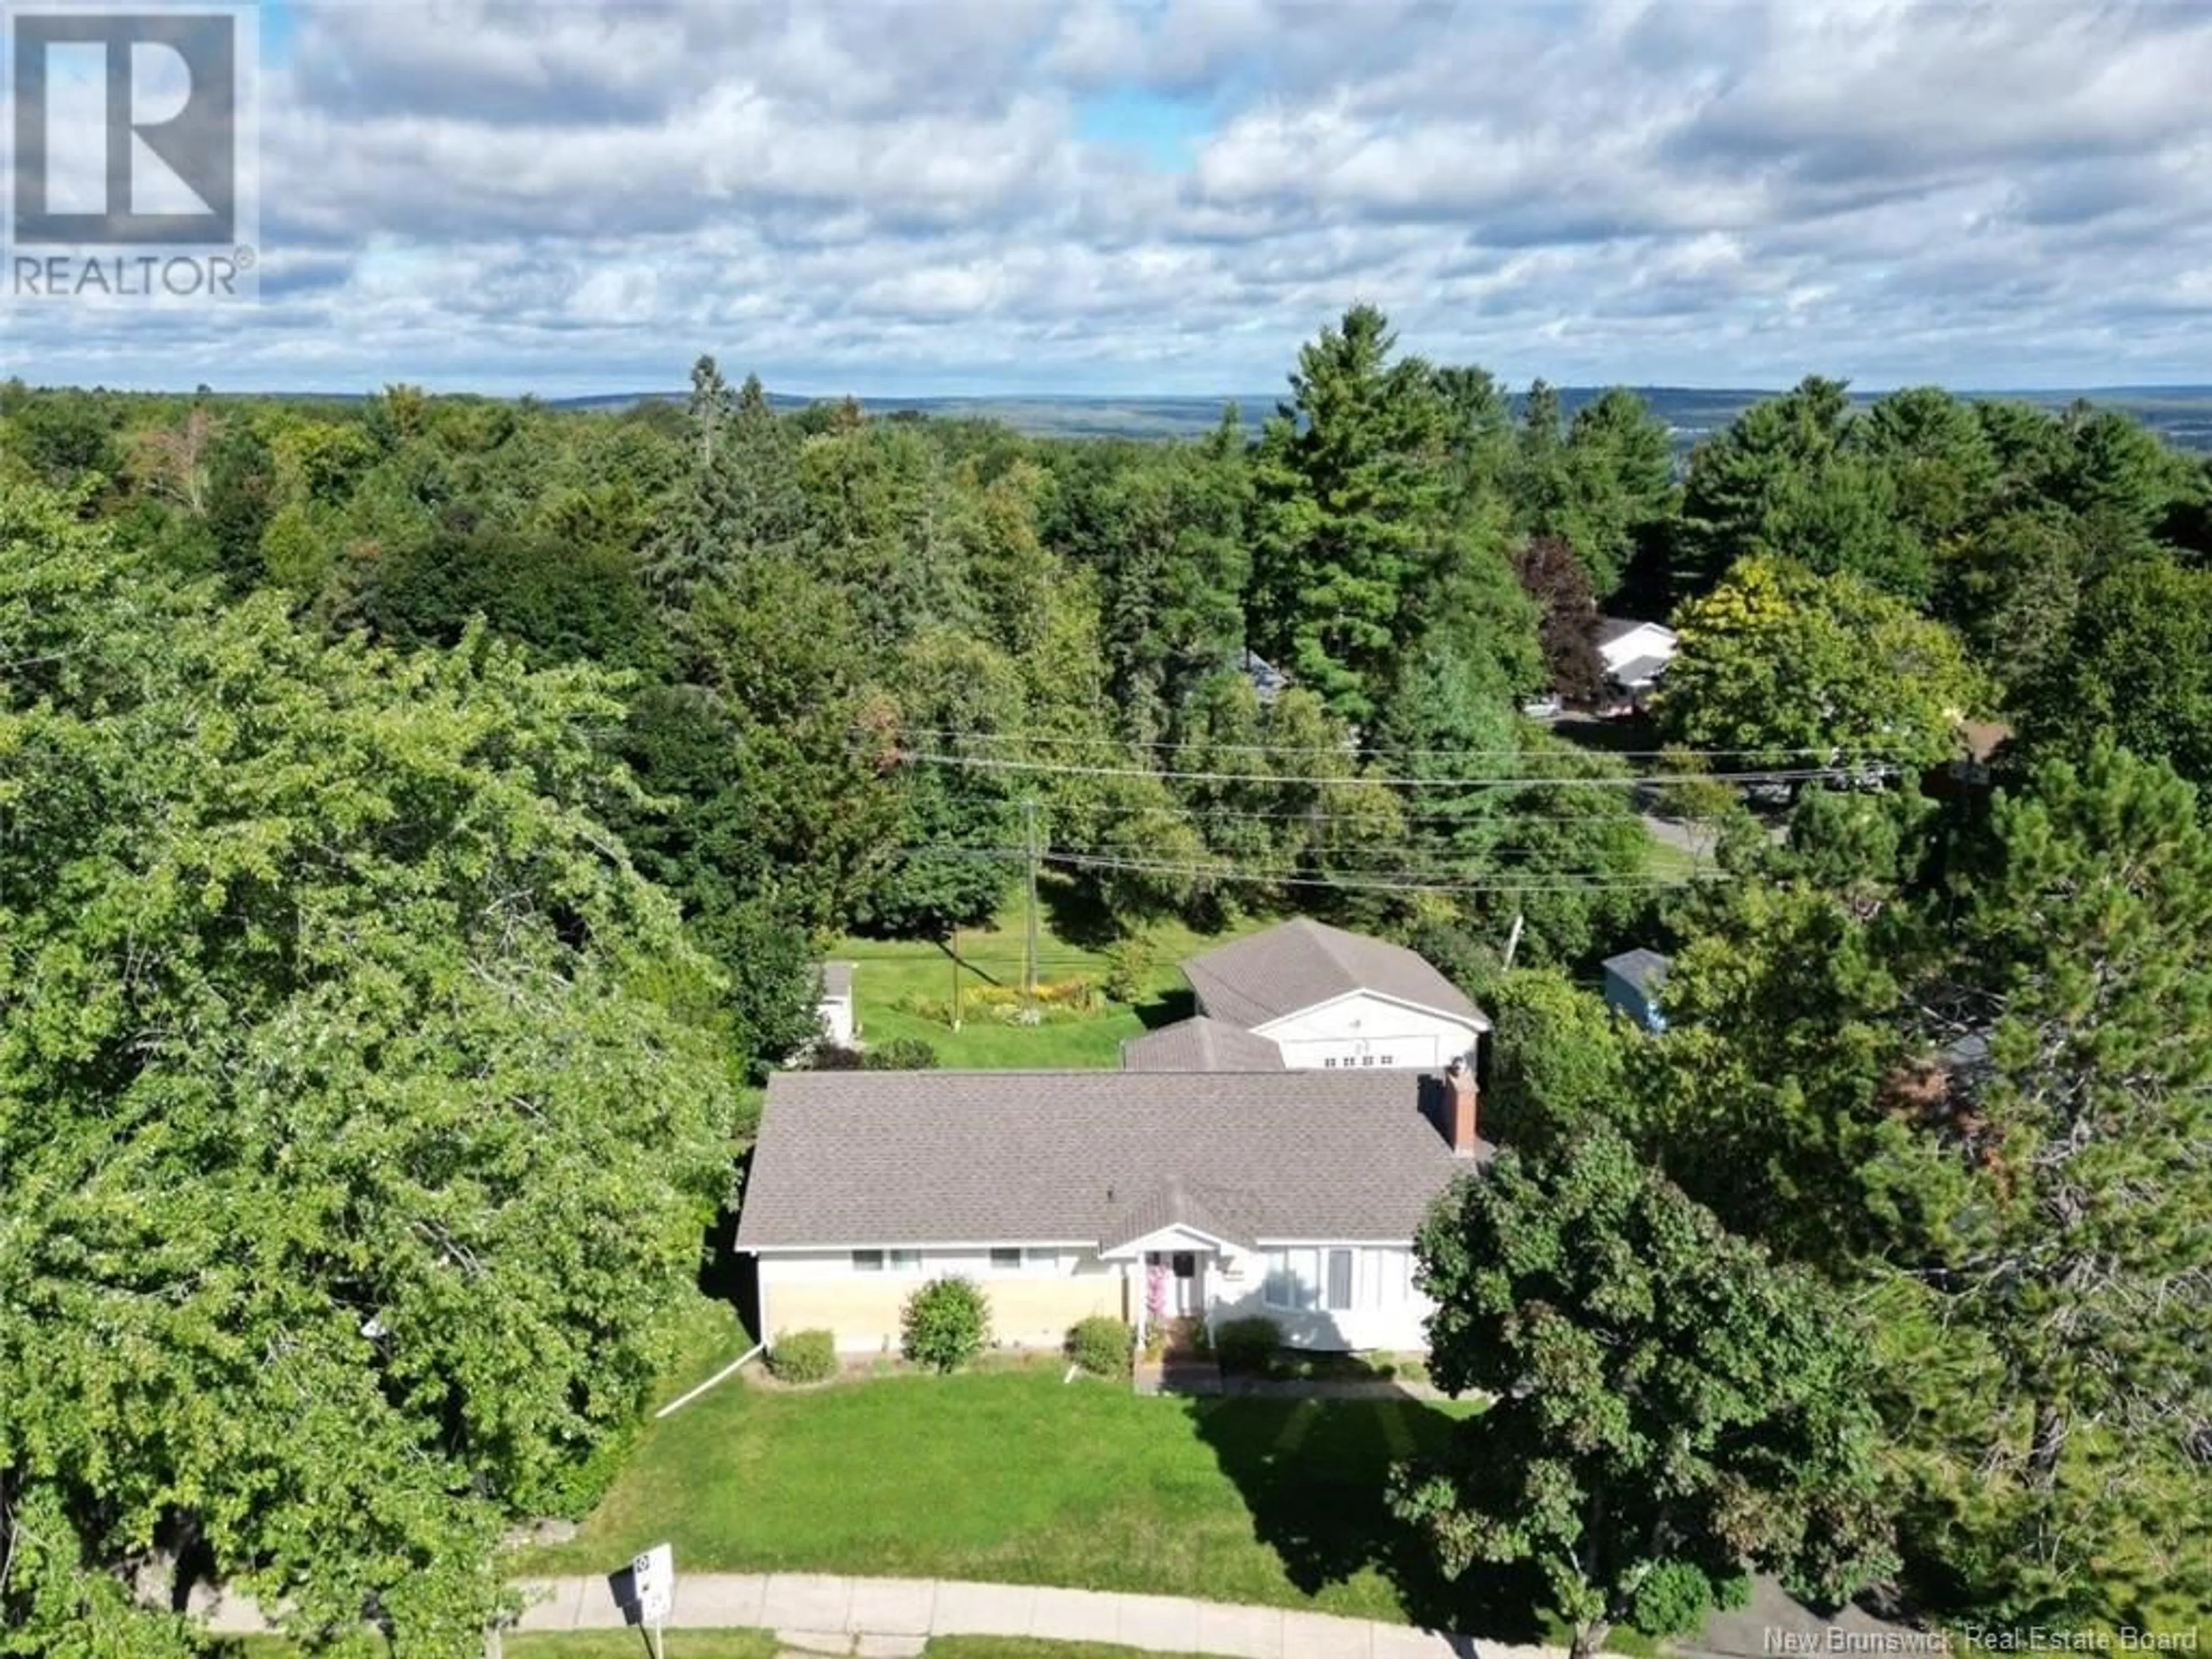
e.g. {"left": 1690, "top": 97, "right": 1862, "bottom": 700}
{"left": 1641, "top": 831, "right": 1701, "bottom": 881}
{"left": 827, "top": 881, "right": 1270, "bottom": 1070}
{"left": 524, "top": 1368, "right": 1524, "bottom": 1634}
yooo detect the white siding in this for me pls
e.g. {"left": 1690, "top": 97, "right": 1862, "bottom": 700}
{"left": 757, "top": 1242, "right": 1433, "bottom": 1354}
{"left": 759, "top": 1245, "right": 1109, "bottom": 1281}
{"left": 1253, "top": 991, "right": 1482, "bottom": 1072}
{"left": 1208, "top": 1242, "right": 1433, "bottom": 1351}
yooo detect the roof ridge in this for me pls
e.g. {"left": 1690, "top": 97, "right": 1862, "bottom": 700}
{"left": 1301, "top": 915, "right": 1364, "bottom": 984}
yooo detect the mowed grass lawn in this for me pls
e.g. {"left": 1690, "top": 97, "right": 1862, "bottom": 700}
{"left": 525, "top": 1368, "right": 1495, "bottom": 1631}
{"left": 827, "top": 881, "right": 1272, "bottom": 1070}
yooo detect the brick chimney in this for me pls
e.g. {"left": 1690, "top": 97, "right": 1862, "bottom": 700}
{"left": 1441, "top": 1056, "right": 1479, "bottom": 1156}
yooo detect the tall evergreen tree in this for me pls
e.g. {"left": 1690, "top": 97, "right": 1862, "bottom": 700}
{"left": 1883, "top": 745, "right": 2212, "bottom": 1625}
{"left": 1249, "top": 305, "right": 1455, "bottom": 728}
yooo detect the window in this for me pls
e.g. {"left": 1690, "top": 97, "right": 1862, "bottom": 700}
{"left": 887, "top": 1249, "right": 921, "bottom": 1271}
{"left": 1366, "top": 1248, "right": 1412, "bottom": 1306}
{"left": 1172, "top": 1251, "right": 1196, "bottom": 1279}
{"left": 1324, "top": 1249, "right": 1354, "bottom": 1312}
{"left": 988, "top": 1247, "right": 1022, "bottom": 1271}
{"left": 1361, "top": 1054, "right": 1375, "bottom": 1067}
{"left": 1025, "top": 1248, "right": 1060, "bottom": 1271}
{"left": 1263, "top": 1249, "right": 1320, "bottom": 1310}
{"left": 1379, "top": 1054, "right": 1396, "bottom": 1066}
{"left": 852, "top": 1249, "right": 883, "bottom": 1272}
{"left": 1323, "top": 1056, "right": 1338, "bottom": 1068}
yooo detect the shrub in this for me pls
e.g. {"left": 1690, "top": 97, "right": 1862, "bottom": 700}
{"left": 904, "top": 978, "right": 1100, "bottom": 1027}
{"left": 1628, "top": 1560, "right": 1738, "bottom": 1637}
{"left": 861, "top": 1037, "right": 940, "bottom": 1071}
{"left": 901, "top": 1277, "right": 990, "bottom": 1373}
{"left": 1215, "top": 1316, "right": 1282, "bottom": 1375}
{"left": 520, "top": 1417, "right": 636, "bottom": 1519}
{"left": 1100, "top": 933, "right": 1156, "bottom": 1003}
{"left": 766, "top": 1328, "right": 838, "bottom": 1385}
{"left": 1065, "top": 1315, "right": 1133, "bottom": 1378}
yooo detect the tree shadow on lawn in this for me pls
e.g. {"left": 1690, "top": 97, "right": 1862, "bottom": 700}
{"left": 1133, "top": 988, "right": 1195, "bottom": 1030}
{"left": 1190, "top": 1391, "right": 1551, "bottom": 1645}
{"left": 1036, "top": 872, "right": 1124, "bottom": 951}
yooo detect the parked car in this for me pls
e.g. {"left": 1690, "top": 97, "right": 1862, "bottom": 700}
{"left": 1520, "top": 694, "right": 1563, "bottom": 719}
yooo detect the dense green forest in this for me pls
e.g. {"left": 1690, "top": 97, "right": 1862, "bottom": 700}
{"left": 3, "top": 309, "right": 2209, "bottom": 1652}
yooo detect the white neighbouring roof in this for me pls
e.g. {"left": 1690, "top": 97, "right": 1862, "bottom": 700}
{"left": 1597, "top": 618, "right": 1677, "bottom": 679}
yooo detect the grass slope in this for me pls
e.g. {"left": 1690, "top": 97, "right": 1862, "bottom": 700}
{"left": 525, "top": 1369, "right": 1495, "bottom": 1630}
{"left": 825, "top": 884, "right": 1271, "bottom": 1070}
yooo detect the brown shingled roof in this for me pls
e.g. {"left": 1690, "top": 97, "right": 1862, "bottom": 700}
{"left": 1179, "top": 918, "right": 1488, "bottom": 1032}
{"left": 1120, "top": 1016, "right": 1285, "bottom": 1072}
{"left": 1097, "top": 1177, "right": 1262, "bottom": 1252}
{"left": 734, "top": 1069, "right": 1488, "bottom": 1251}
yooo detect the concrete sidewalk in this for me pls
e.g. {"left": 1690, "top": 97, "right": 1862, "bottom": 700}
{"left": 512, "top": 1570, "right": 1571, "bottom": 1659}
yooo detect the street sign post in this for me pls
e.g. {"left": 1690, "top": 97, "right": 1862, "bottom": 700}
{"left": 632, "top": 1543, "right": 673, "bottom": 1659}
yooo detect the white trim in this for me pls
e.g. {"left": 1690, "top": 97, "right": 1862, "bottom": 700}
{"left": 748, "top": 1239, "right": 1098, "bottom": 1255}
{"left": 1097, "top": 1222, "right": 1241, "bottom": 1260}
{"left": 1253, "top": 1237, "right": 1421, "bottom": 1247}
{"left": 1249, "top": 987, "right": 1491, "bottom": 1039}
{"left": 753, "top": 1234, "right": 1417, "bottom": 1255}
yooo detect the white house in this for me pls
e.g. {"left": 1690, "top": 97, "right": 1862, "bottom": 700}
{"left": 1170, "top": 917, "right": 1489, "bottom": 1072}
{"left": 734, "top": 1065, "right": 1490, "bottom": 1355}
{"left": 815, "top": 961, "right": 857, "bottom": 1050}
{"left": 1596, "top": 616, "right": 1677, "bottom": 694}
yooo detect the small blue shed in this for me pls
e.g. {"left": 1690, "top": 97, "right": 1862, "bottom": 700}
{"left": 1601, "top": 948, "right": 1671, "bottom": 1032}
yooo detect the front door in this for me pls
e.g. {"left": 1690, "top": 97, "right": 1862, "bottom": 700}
{"left": 1145, "top": 1250, "right": 1206, "bottom": 1321}
{"left": 1171, "top": 1250, "right": 1200, "bottom": 1316}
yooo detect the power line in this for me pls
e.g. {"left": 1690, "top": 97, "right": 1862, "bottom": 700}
{"left": 1025, "top": 801, "right": 1670, "bottom": 828}
{"left": 886, "top": 726, "right": 1922, "bottom": 764}
{"left": 892, "top": 748, "right": 1874, "bottom": 790}
{"left": 898, "top": 843, "right": 1711, "bottom": 892}
{"left": 903, "top": 843, "right": 1682, "bottom": 875}
{"left": 1040, "top": 850, "right": 1718, "bottom": 896}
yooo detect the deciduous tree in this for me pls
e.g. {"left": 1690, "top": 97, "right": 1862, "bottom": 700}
{"left": 1510, "top": 535, "right": 1605, "bottom": 704}
{"left": 1395, "top": 1131, "right": 1894, "bottom": 1659}
{"left": 1659, "top": 555, "right": 1982, "bottom": 774}
{"left": 0, "top": 483, "right": 737, "bottom": 1654}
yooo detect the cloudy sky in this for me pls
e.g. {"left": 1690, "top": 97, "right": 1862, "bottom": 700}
{"left": 12, "top": 0, "right": 2212, "bottom": 396}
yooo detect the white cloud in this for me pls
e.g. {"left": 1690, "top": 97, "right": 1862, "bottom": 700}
{"left": 20, "top": 0, "right": 2212, "bottom": 393}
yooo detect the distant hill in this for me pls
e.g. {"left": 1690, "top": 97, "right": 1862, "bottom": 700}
{"left": 549, "top": 385, "right": 2212, "bottom": 453}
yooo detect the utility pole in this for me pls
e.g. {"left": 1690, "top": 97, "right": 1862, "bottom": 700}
{"left": 1501, "top": 910, "right": 1525, "bottom": 972}
{"left": 1022, "top": 798, "right": 1041, "bottom": 1020}
{"left": 949, "top": 923, "right": 963, "bottom": 1031}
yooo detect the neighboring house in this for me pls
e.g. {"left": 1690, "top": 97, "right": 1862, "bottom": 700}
{"left": 1242, "top": 649, "right": 1291, "bottom": 707}
{"left": 1121, "top": 1016, "right": 1284, "bottom": 1072}
{"left": 1596, "top": 616, "right": 1678, "bottom": 699}
{"left": 816, "top": 961, "right": 858, "bottom": 1050}
{"left": 1601, "top": 948, "right": 1671, "bottom": 1032}
{"left": 1177, "top": 917, "right": 1490, "bottom": 1071}
{"left": 734, "top": 1064, "right": 1490, "bottom": 1354}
